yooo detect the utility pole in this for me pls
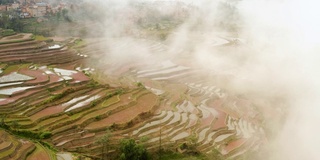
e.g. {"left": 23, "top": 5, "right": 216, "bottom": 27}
{"left": 159, "top": 119, "right": 162, "bottom": 160}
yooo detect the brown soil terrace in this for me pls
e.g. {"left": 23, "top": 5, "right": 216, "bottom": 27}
{"left": 0, "top": 32, "right": 267, "bottom": 159}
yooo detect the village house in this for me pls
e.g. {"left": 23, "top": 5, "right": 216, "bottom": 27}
{"left": 19, "top": 5, "right": 30, "bottom": 18}
{"left": 2, "top": 1, "right": 67, "bottom": 18}
{"left": 18, "top": 0, "right": 43, "bottom": 5}
{"left": 0, "top": 5, "right": 6, "bottom": 11}
{"left": 29, "top": 6, "right": 41, "bottom": 17}
{"left": 3, "top": 2, "right": 20, "bottom": 11}
{"left": 6, "top": 5, "right": 12, "bottom": 11}
{"left": 0, "top": 2, "right": 20, "bottom": 12}
{"left": 11, "top": 2, "right": 19, "bottom": 10}
{"left": 17, "top": 2, "right": 52, "bottom": 18}
{"left": 28, "top": 2, "right": 47, "bottom": 17}
{"left": 19, "top": 12, "right": 30, "bottom": 18}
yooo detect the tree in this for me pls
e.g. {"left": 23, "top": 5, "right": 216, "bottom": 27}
{"left": 187, "top": 132, "right": 198, "bottom": 152}
{"left": 0, "top": 114, "right": 7, "bottom": 128}
{"left": 207, "top": 148, "right": 224, "bottom": 160}
{"left": 61, "top": 9, "right": 72, "bottom": 22}
{"left": 119, "top": 138, "right": 150, "bottom": 160}
{"left": 56, "top": 11, "right": 61, "bottom": 22}
{"left": 62, "top": 9, "right": 68, "bottom": 17}
{"left": 0, "top": 12, "right": 10, "bottom": 29}
{"left": 9, "top": 17, "right": 24, "bottom": 32}
{"left": 96, "top": 130, "right": 112, "bottom": 160}
{"left": 0, "top": 0, "right": 14, "bottom": 5}
{"left": 9, "top": 120, "right": 19, "bottom": 129}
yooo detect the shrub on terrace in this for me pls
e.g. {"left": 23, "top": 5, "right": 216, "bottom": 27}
{"left": 136, "top": 82, "right": 144, "bottom": 88}
{"left": 119, "top": 138, "right": 150, "bottom": 160}
{"left": 11, "top": 129, "right": 52, "bottom": 140}
{"left": 42, "top": 88, "right": 75, "bottom": 105}
{"left": 207, "top": 148, "right": 224, "bottom": 160}
{"left": 116, "top": 88, "right": 124, "bottom": 95}
{"left": 86, "top": 81, "right": 99, "bottom": 88}
{"left": 95, "top": 115, "right": 102, "bottom": 121}
{"left": 0, "top": 29, "right": 15, "bottom": 37}
{"left": 39, "top": 131, "right": 52, "bottom": 139}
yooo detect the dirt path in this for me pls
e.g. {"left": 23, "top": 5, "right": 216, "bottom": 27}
{"left": 0, "top": 33, "right": 33, "bottom": 43}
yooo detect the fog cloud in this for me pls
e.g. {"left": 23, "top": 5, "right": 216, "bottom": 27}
{"left": 239, "top": 0, "right": 320, "bottom": 159}
{"left": 75, "top": 0, "right": 320, "bottom": 159}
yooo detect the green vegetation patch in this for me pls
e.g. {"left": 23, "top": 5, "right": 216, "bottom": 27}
{"left": 119, "top": 138, "right": 150, "bottom": 160}
{"left": 34, "top": 35, "right": 49, "bottom": 41}
{"left": 0, "top": 29, "right": 16, "bottom": 37}
{"left": 0, "top": 122, "right": 52, "bottom": 140}
{"left": 73, "top": 39, "right": 85, "bottom": 47}
{"left": 158, "top": 151, "right": 207, "bottom": 160}
{"left": 42, "top": 88, "right": 76, "bottom": 105}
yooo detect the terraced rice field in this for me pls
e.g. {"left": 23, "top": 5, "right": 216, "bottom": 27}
{"left": 0, "top": 32, "right": 267, "bottom": 159}
{"left": 76, "top": 37, "right": 267, "bottom": 159}
{"left": 0, "top": 33, "right": 161, "bottom": 159}
{"left": 0, "top": 129, "right": 49, "bottom": 160}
